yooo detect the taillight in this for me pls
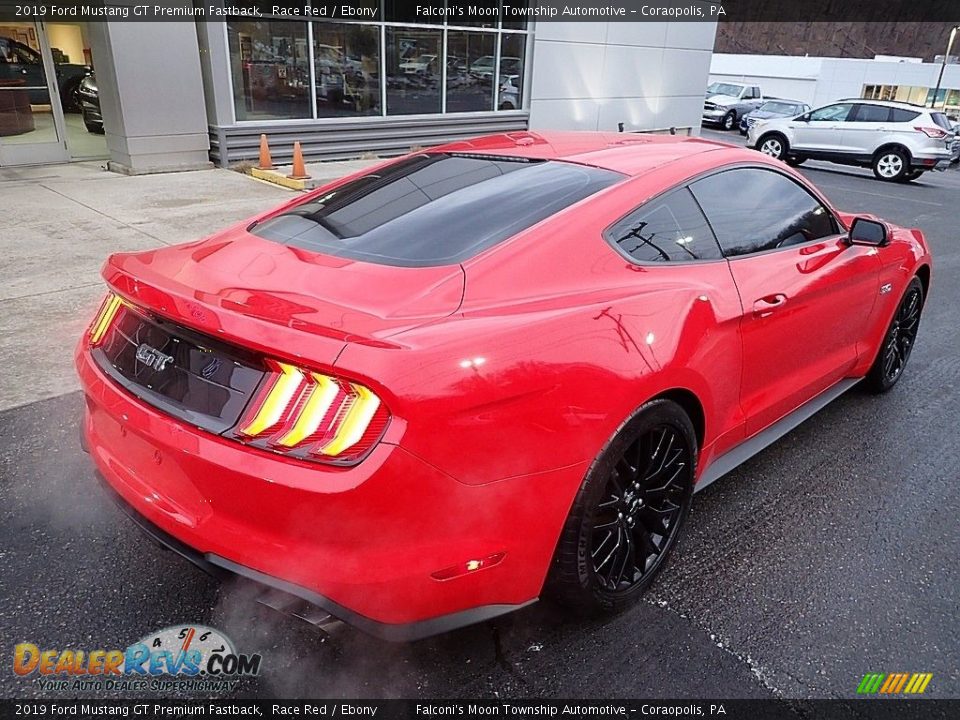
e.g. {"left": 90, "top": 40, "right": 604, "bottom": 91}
{"left": 88, "top": 292, "right": 124, "bottom": 346}
{"left": 914, "top": 126, "right": 948, "bottom": 139}
{"left": 235, "top": 359, "right": 389, "bottom": 465}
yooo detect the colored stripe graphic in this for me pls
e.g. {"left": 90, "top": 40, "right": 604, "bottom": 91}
{"left": 857, "top": 673, "right": 932, "bottom": 695}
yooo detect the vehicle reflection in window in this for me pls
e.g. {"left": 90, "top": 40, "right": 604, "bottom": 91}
{"left": 386, "top": 27, "right": 441, "bottom": 115}
{"left": 313, "top": 23, "right": 380, "bottom": 117}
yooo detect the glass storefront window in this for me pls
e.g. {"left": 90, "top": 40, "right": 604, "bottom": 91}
{"left": 498, "top": 34, "right": 525, "bottom": 110}
{"left": 228, "top": 20, "right": 310, "bottom": 121}
{"left": 226, "top": 18, "right": 528, "bottom": 122}
{"left": 313, "top": 23, "right": 380, "bottom": 117}
{"left": 385, "top": 27, "right": 442, "bottom": 115}
{"left": 446, "top": 32, "right": 496, "bottom": 112}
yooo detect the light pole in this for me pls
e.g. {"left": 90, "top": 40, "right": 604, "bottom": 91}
{"left": 931, "top": 25, "right": 960, "bottom": 110}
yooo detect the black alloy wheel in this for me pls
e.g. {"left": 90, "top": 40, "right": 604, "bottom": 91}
{"left": 548, "top": 399, "right": 696, "bottom": 614}
{"left": 590, "top": 425, "right": 690, "bottom": 592}
{"left": 866, "top": 276, "right": 924, "bottom": 393}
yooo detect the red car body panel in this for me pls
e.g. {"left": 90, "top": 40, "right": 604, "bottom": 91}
{"left": 76, "top": 132, "right": 932, "bottom": 638}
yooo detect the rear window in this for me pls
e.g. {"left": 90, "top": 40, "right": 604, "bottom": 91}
{"left": 251, "top": 153, "right": 623, "bottom": 267}
{"left": 931, "top": 112, "right": 953, "bottom": 130}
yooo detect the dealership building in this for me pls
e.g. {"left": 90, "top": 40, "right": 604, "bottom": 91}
{"left": 0, "top": 14, "right": 717, "bottom": 172}
{"left": 709, "top": 52, "right": 960, "bottom": 115}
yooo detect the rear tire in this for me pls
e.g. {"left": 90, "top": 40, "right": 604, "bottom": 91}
{"left": 757, "top": 133, "right": 788, "bottom": 161}
{"left": 902, "top": 169, "right": 925, "bottom": 182}
{"left": 872, "top": 148, "right": 909, "bottom": 182}
{"left": 864, "top": 277, "right": 924, "bottom": 393}
{"left": 785, "top": 156, "right": 807, "bottom": 167}
{"left": 546, "top": 399, "right": 696, "bottom": 615}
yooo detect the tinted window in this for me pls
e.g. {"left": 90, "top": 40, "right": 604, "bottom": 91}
{"left": 890, "top": 108, "right": 921, "bottom": 123}
{"left": 606, "top": 188, "right": 722, "bottom": 263}
{"left": 252, "top": 154, "right": 623, "bottom": 267}
{"left": 690, "top": 168, "right": 838, "bottom": 257}
{"left": 853, "top": 104, "right": 891, "bottom": 123}
{"left": 809, "top": 103, "right": 854, "bottom": 122}
{"left": 930, "top": 112, "right": 952, "bottom": 130}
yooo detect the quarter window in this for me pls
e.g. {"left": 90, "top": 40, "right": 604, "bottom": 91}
{"left": 808, "top": 103, "right": 854, "bottom": 122}
{"left": 690, "top": 168, "right": 838, "bottom": 258}
{"left": 606, "top": 188, "right": 723, "bottom": 263}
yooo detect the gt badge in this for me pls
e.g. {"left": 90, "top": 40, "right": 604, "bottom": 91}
{"left": 135, "top": 343, "right": 174, "bottom": 371}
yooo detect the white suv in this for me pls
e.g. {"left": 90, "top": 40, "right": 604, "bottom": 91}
{"left": 746, "top": 99, "right": 957, "bottom": 181}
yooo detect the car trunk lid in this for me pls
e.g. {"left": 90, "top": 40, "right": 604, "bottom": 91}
{"left": 102, "top": 230, "right": 466, "bottom": 368}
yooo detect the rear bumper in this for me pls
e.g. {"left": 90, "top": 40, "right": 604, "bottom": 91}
{"left": 76, "top": 343, "right": 571, "bottom": 638}
{"left": 97, "top": 473, "right": 531, "bottom": 641}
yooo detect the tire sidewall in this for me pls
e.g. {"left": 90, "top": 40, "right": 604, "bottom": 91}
{"left": 758, "top": 133, "right": 788, "bottom": 160}
{"left": 872, "top": 148, "right": 909, "bottom": 182}
{"left": 723, "top": 112, "right": 736, "bottom": 130}
{"left": 866, "top": 276, "right": 924, "bottom": 393}
{"left": 551, "top": 399, "right": 697, "bottom": 613}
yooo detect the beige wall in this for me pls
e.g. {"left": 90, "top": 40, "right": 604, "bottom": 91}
{"left": 47, "top": 23, "right": 88, "bottom": 65}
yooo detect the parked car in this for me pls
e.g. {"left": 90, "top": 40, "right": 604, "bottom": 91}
{"left": 77, "top": 72, "right": 102, "bottom": 133}
{"left": 703, "top": 81, "right": 764, "bottom": 130}
{"left": 399, "top": 54, "right": 437, "bottom": 75}
{"left": 747, "top": 99, "right": 957, "bottom": 181}
{"left": 0, "top": 35, "right": 90, "bottom": 111}
{"left": 77, "top": 132, "right": 931, "bottom": 640}
{"left": 470, "top": 55, "right": 522, "bottom": 79}
{"left": 739, "top": 99, "right": 811, "bottom": 135}
{"left": 498, "top": 74, "right": 520, "bottom": 110}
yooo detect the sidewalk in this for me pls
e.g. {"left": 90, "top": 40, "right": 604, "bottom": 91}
{"left": 0, "top": 159, "right": 371, "bottom": 412}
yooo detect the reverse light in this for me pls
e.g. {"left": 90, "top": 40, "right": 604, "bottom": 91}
{"left": 914, "top": 126, "right": 948, "bottom": 139}
{"left": 236, "top": 360, "right": 389, "bottom": 465}
{"left": 88, "top": 293, "right": 124, "bottom": 346}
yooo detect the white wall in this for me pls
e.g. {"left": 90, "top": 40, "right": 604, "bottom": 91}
{"left": 710, "top": 53, "right": 960, "bottom": 109}
{"left": 528, "top": 21, "right": 717, "bottom": 133}
{"left": 709, "top": 54, "right": 822, "bottom": 105}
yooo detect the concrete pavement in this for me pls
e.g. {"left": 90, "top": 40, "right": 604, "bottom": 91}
{"left": 0, "top": 160, "right": 380, "bottom": 412}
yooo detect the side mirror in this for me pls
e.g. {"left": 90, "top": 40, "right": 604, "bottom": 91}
{"left": 798, "top": 114, "right": 811, "bottom": 122}
{"left": 848, "top": 217, "right": 888, "bottom": 246}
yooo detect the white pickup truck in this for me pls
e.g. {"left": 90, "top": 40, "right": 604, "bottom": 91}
{"left": 703, "top": 82, "right": 765, "bottom": 131}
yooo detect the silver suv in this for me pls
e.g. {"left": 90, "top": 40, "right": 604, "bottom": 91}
{"left": 746, "top": 99, "right": 958, "bottom": 181}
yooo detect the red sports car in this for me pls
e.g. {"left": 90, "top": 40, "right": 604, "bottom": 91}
{"left": 76, "top": 132, "right": 931, "bottom": 640}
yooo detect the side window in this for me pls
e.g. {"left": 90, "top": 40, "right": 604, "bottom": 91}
{"left": 689, "top": 168, "right": 839, "bottom": 258}
{"left": 606, "top": 188, "right": 723, "bottom": 263}
{"left": 852, "top": 104, "right": 892, "bottom": 123}
{"left": 891, "top": 108, "right": 921, "bottom": 123}
{"left": 0, "top": 39, "right": 10, "bottom": 64}
{"left": 808, "top": 103, "right": 854, "bottom": 122}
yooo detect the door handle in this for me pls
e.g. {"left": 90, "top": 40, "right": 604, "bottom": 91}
{"left": 753, "top": 294, "right": 787, "bottom": 318}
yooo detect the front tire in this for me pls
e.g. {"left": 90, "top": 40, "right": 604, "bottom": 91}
{"left": 722, "top": 111, "right": 737, "bottom": 131}
{"left": 872, "top": 148, "right": 909, "bottom": 182}
{"left": 865, "top": 277, "right": 924, "bottom": 393}
{"left": 757, "top": 133, "right": 788, "bottom": 161}
{"left": 547, "top": 399, "right": 696, "bottom": 615}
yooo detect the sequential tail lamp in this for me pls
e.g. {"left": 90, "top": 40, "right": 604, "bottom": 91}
{"left": 236, "top": 360, "right": 389, "bottom": 465}
{"left": 88, "top": 293, "right": 125, "bottom": 346}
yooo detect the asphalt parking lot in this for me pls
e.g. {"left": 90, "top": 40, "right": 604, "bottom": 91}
{"left": 1, "top": 134, "right": 958, "bottom": 701}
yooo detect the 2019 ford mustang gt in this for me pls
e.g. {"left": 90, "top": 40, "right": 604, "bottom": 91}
{"left": 76, "top": 131, "right": 931, "bottom": 640}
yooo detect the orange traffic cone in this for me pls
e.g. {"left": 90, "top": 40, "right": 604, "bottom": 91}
{"left": 287, "top": 141, "right": 311, "bottom": 180}
{"left": 257, "top": 134, "right": 273, "bottom": 170}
